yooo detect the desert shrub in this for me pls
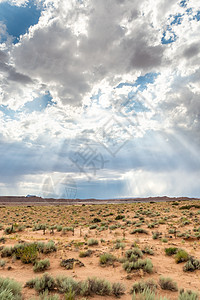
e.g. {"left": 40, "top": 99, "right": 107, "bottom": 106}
{"left": 178, "top": 289, "right": 199, "bottom": 300}
{"left": 159, "top": 277, "right": 178, "bottom": 291}
{"left": 80, "top": 277, "right": 112, "bottom": 296}
{"left": 125, "top": 249, "right": 143, "bottom": 262}
{"left": 130, "top": 279, "right": 157, "bottom": 294}
{"left": 15, "top": 243, "right": 38, "bottom": 264}
{"left": 0, "top": 277, "right": 22, "bottom": 300}
{"left": 175, "top": 249, "right": 189, "bottom": 263}
{"left": 152, "top": 231, "right": 161, "bottom": 239}
{"left": 42, "top": 241, "right": 57, "bottom": 254}
{"left": 92, "top": 218, "right": 101, "bottom": 223}
{"left": 0, "top": 260, "right": 6, "bottom": 267}
{"left": 4, "top": 225, "right": 15, "bottom": 235}
{"left": 183, "top": 257, "right": 200, "bottom": 272}
{"left": 56, "top": 225, "right": 62, "bottom": 232}
{"left": 130, "top": 228, "right": 148, "bottom": 234}
{"left": 123, "top": 258, "right": 153, "bottom": 273}
{"left": 165, "top": 247, "right": 178, "bottom": 256}
{"left": 1, "top": 246, "right": 13, "bottom": 257}
{"left": 142, "top": 246, "right": 154, "bottom": 255}
{"left": 99, "top": 253, "right": 117, "bottom": 265}
{"left": 33, "top": 259, "right": 50, "bottom": 272}
{"left": 79, "top": 250, "right": 92, "bottom": 258}
{"left": 35, "top": 291, "right": 60, "bottom": 300}
{"left": 87, "top": 239, "right": 98, "bottom": 246}
{"left": 65, "top": 288, "right": 75, "bottom": 300}
{"left": 56, "top": 276, "right": 79, "bottom": 294}
{"left": 62, "top": 227, "right": 74, "bottom": 234}
{"left": 89, "top": 224, "right": 97, "bottom": 230}
{"left": 132, "top": 288, "right": 169, "bottom": 300}
{"left": 115, "top": 215, "right": 125, "bottom": 220}
{"left": 112, "top": 282, "right": 125, "bottom": 297}
{"left": 25, "top": 273, "right": 56, "bottom": 293}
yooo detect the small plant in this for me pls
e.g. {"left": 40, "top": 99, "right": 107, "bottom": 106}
{"left": 33, "top": 259, "right": 50, "bottom": 272}
{"left": 16, "top": 243, "right": 38, "bottom": 264}
{"left": 183, "top": 257, "right": 200, "bottom": 272}
{"left": 178, "top": 289, "right": 199, "bottom": 300}
{"left": 25, "top": 273, "right": 56, "bottom": 293}
{"left": 159, "top": 276, "right": 178, "bottom": 291}
{"left": 175, "top": 249, "right": 189, "bottom": 263}
{"left": 0, "top": 277, "right": 22, "bottom": 300}
{"left": 87, "top": 239, "right": 98, "bottom": 246}
{"left": 132, "top": 288, "right": 169, "bottom": 300}
{"left": 112, "top": 282, "right": 125, "bottom": 297}
{"left": 79, "top": 250, "right": 92, "bottom": 258}
{"left": 130, "top": 228, "right": 148, "bottom": 235}
{"left": 92, "top": 218, "right": 101, "bottom": 223}
{"left": 165, "top": 247, "right": 178, "bottom": 256}
{"left": 0, "top": 259, "right": 6, "bottom": 268}
{"left": 130, "top": 279, "right": 157, "bottom": 293}
{"left": 100, "top": 253, "right": 117, "bottom": 265}
{"left": 123, "top": 258, "right": 153, "bottom": 273}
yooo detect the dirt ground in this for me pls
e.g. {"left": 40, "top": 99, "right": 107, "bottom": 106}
{"left": 0, "top": 200, "right": 200, "bottom": 299}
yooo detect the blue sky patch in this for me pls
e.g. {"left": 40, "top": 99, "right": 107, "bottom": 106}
{"left": 23, "top": 92, "right": 55, "bottom": 113}
{"left": 116, "top": 72, "right": 159, "bottom": 91}
{"left": 194, "top": 11, "right": 200, "bottom": 21}
{"left": 0, "top": 0, "right": 41, "bottom": 43}
{"left": 0, "top": 92, "right": 54, "bottom": 119}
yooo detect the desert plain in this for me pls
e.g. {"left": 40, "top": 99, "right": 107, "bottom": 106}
{"left": 0, "top": 197, "right": 200, "bottom": 299}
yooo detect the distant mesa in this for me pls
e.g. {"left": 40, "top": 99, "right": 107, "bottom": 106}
{"left": 26, "top": 194, "right": 37, "bottom": 198}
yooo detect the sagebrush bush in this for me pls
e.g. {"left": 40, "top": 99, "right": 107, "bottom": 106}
{"left": 130, "top": 228, "right": 148, "bottom": 235}
{"left": 79, "top": 250, "right": 92, "bottom": 258}
{"left": 125, "top": 248, "right": 143, "bottom": 262}
{"left": 123, "top": 258, "right": 153, "bottom": 273}
{"left": 183, "top": 257, "right": 200, "bottom": 272}
{"left": 99, "top": 253, "right": 116, "bottom": 265}
{"left": 130, "top": 279, "right": 157, "bottom": 294}
{"left": 33, "top": 259, "right": 50, "bottom": 272}
{"left": 112, "top": 282, "right": 125, "bottom": 297}
{"left": 132, "top": 288, "right": 169, "bottom": 300}
{"left": 0, "top": 277, "right": 22, "bottom": 300}
{"left": 87, "top": 239, "right": 98, "bottom": 246}
{"left": 56, "top": 276, "right": 79, "bottom": 294}
{"left": 25, "top": 273, "right": 56, "bottom": 293}
{"left": 178, "top": 289, "right": 199, "bottom": 300}
{"left": 159, "top": 276, "right": 178, "bottom": 291}
{"left": 165, "top": 247, "right": 178, "bottom": 256}
{"left": 175, "top": 249, "right": 189, "bottom": 263}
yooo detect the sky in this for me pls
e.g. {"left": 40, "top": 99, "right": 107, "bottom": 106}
{"left": 0, "top": 0, "right": 200, "bottom": 199}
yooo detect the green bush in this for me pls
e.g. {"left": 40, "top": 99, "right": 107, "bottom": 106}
{"left": 80, "top": 277, "right": 112, "bottom": 296}
{"left": 125, "top": 248, "right": 143, "bottom": 262}
{"left": 183, "top": 257, "right": 200, "bottom": 272}
{"left": 16, "top": 243, "right": 38, "bottom": 264}
{"left": 130, "top": 228, "right": 148, "bottom": 235}
{"left": 79, "top": 250, "right": 92, "bottom": 258}
{"left": 56, "top": 276, "right": 79, "bottom": 294}
{"left": 178, "top": 289, "right": 199, "bottom": 300}
{"left": 33, "top": 259, "right": 50, "bottom": 272}
{"left": 159, "top": 276, "right": 178, "bottom": 291}
{"left": 25, "top": 273, "right": 56, "bottom": 293}
{"left": 130, "top": 279, "right": 157, "bottom": 294}
{"left": 112, "top": 282, "right": 125, "bottom": 297}
{"left": 99, "top": 253, "right": 116, "bottom": 265}
{"left": 87, "top": 239, "right": 98, "bottom": 246}
{"left": 123, "top": 258, "right": 153, "bottom": 273}
{"left": 165, "top": 247, "right": 178, "bottom": 256}
{"left": 175, "top": 249, "right": 189, "bottom": 263}
{"left": 0, "top": 277, "right": 22, "bottom": 300}
{"left": 132, "top": 288, "right": 169, "bottom": 300}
